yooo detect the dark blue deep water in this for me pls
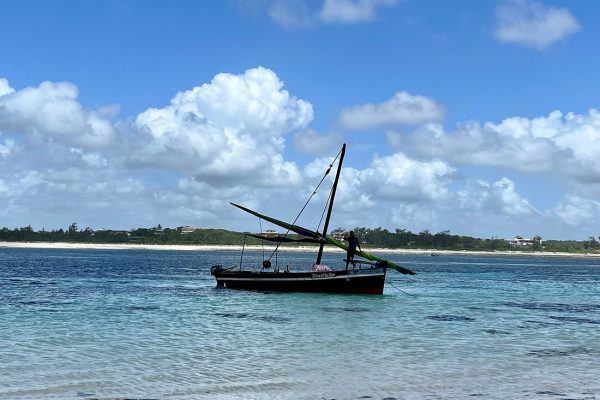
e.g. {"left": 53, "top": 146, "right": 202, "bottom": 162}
{"left": 1, "top": 248, "right": 599, "bottom": 399}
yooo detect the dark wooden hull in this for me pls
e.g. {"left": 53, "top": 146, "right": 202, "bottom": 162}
{"left": 211, "top": 267, "right": 387, "bottom": 294}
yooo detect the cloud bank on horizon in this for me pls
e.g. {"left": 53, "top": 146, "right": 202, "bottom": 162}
{"left": 0, "top": 0, "right": 598, "bottom": 240}
{"left": 2, "top": 65, "right": 599, "bottom": 239}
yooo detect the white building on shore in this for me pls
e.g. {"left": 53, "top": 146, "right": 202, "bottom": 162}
{"left": 178, "top": 226, "right": 196, "bottom": 234}
{"left": 508, "top": 235, "right": 543, "bottom": 247}
{"left": 262, "top": 229, "right": 278, "bottom": 238}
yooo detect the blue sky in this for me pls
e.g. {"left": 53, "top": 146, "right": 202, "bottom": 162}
{"left": 1, "top": 0, "right": 600, "bottom": 240}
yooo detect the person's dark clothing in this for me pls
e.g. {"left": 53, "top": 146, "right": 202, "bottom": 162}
{"left": 347, "top": 235, "right": 360, "bottom": 251}
{"left": 344, "top": 233, "right": 361, "bottom": 269}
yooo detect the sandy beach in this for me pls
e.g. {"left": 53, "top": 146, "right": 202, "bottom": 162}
{"left": 2, "top": 241, "right": 599, "bottom": 258}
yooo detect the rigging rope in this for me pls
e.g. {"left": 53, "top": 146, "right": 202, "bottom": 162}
{"left": 239, "top": 233, "right": 247, "bottom": 270}
{"left": 316, "top": 183, "right": 334, "bottom": 234}
{"left": 264, "top": 147, "right": 344, "bottom": 261}
{"left": 385, "top": 278, "right": 417, "bottom": 296}
{"left": 259, "top": 217, "right": 265, "bottom": 261}
{"left": 292, "top": 146, "right": 342, "bottom": 229}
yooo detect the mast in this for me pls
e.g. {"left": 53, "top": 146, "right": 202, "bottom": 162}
{"left": 316, "top": 143, "right": 346, "bottom": 265}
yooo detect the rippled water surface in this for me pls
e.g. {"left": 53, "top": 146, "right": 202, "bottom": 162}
{"left": 1, "top": 248, "right": 599, "bottom": 399}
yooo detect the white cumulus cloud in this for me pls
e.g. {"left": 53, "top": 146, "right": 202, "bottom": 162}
{"left": 391, "top": 109, "right": 600, "bottom": 183}
{"left": 301, "top": 155, "right": 376, "bottom": 216}
{"left": 0, "top": 79, "right": 115, "bottom": 149}
{"left": 554, "top": 194, "right": 600, "bottom": 227}
{"left": 494, "top": 0, "right": 580, "bottom": 50}
{"left": 339, "top": 91, "right": 444, "bottom": 130}
{"left": 458, "top": 178, "right": 538, "bottom": 217}
{"left": 359, "top": 152, "right": 457, "bottom": 203}
{"left": 0, "top": 78, "right": 15, "bottom": 96}
{"left": 133, "top": 67, "right": 312, "bottom": 188}
{"left": 390, "top": 203, "right": 439, "bottom": 232}
{"left": 299, "top": 151, "right": 455, "bottom": 230}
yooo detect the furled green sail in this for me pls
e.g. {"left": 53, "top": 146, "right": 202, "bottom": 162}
{"left": 246, "top": 233, "right": 321, "bottom": 244}
{"left": 231, "top": 202, "right": 416, "bottom": 275}
{"left": 324, "top": 236, "right": 416, "bottom": 275}
{"left": 231, "top": 203, "right": 321, "bottom": 239}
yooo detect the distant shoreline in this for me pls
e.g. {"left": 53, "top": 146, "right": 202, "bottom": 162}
{"left": 1, "top": 241, "right": 600, "bottom": 258}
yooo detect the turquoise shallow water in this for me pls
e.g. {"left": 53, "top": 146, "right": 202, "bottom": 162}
{"left": 1, "top": 248, "right": 599, "bottom": 400}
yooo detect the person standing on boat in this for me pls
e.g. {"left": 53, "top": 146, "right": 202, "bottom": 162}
{"left": 344, "top": 231, "right": 362, "bottom": 269}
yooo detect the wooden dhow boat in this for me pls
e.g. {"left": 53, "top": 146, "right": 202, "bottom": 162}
{"left": 210, "top": 144, "right": 416, "bottom": 294}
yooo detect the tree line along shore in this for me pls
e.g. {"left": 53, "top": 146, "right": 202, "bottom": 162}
{"left": 2, "top": 223, "right": 600, "bottom": 255}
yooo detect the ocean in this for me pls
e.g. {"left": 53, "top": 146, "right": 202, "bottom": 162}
{"left": 1, "top": 247, "right": 599, "bottom": 400}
